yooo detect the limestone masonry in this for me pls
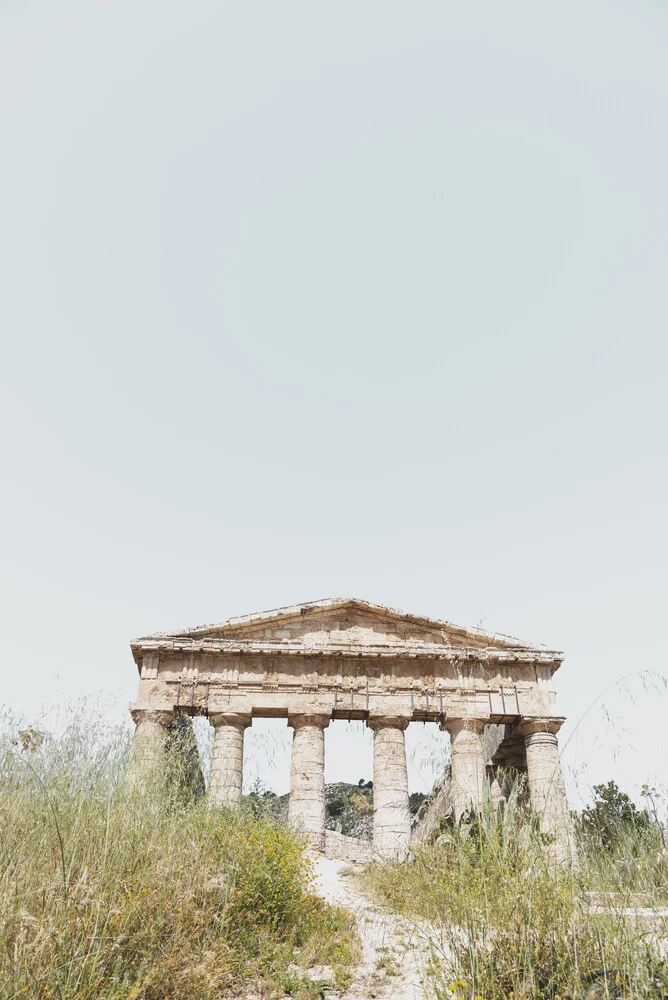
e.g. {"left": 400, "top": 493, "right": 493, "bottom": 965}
{"left": 128, "top": 598, "right": 572, "bottom": 859}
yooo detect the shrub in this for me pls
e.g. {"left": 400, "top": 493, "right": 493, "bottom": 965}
{"left": 581, "top": 780, "right": 653, "bottom": 849}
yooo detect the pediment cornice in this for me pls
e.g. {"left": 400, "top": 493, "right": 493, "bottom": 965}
{"left": 131, "top": 635, "right": 562, "bottom": 665}
{"left": 133, "top": 597, "right": 558, "bottom": 654}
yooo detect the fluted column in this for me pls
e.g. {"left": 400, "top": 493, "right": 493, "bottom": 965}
{"left": 523, "top": 721, "right": 572, "bottom": 862}
{"left": 128, "top": 709, "right": 173, "bottom": 787}
{"left": 444, "top": 718, "right": 486, "bottom": 822}
{"left": 370, "top": 717, "right": 411, "bottom": 860}
{"left": 288, "top": 714, "right": 329, "bottom": 851}
{"left": 208, "top": 714, "right": 251, "bottom": 809}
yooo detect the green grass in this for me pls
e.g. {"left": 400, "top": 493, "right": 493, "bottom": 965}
{"left": 363, "top": 783, "right": 668, "bottom": 1000}
{"left": 0, "top": 708, "right": 358, "bottom": 1000}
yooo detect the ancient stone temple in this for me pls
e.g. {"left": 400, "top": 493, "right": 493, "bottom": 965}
{"left": 128, "top": 598, "right": 572, "bottom": 859}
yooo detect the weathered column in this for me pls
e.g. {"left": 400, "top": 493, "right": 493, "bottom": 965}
{"left": 523, "top": 721, "right": 573, "bottom": 862}
{"left": 166, "top": 714, "right": 206, "bottom": 799}
{"left": 488, "top": 765, "right": 503, "bottom": 812}
{"left": 370, "top": 717, "right": 411, "bottom": 860}
{"left": 444, "top": 718, "right": 487, "bottom": 822}
{"left": 208, "top": 713, "right": 251, "bottom": 809}
{"left": 128, "top": 709, "right": 173, "bottom": 787}
{"left": 288, "top": 714, "right": 329, "bottom": 851}
{"left": 499, "top": 768, "right": 516, "bottom": 802}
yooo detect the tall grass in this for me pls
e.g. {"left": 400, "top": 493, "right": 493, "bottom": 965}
{"left": 0, "top": 707, "right": 357, "bottom": 1000}
{"left": 364, "top": 781, "right": 668, "bottom": 999}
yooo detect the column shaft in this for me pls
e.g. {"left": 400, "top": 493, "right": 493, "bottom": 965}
{"left": 209, "top": 714, "right": 250, "bottom": 809}
{"left": 371, "top": 720, "right": 411, "bottom": 860}
{"left": 128, "top": 710, "right": 172, "bottom": 787}
{"left": 488, "top": 766, "right": 503, "bottom": 812}
{"left": 288, "top": 715, "right": 328, "bottom": 850}
{"left": 446, "top": 718, "right": 486, "bottom": 822}
{"left": 524, "top": 728, "right": 572, "bottom": 861}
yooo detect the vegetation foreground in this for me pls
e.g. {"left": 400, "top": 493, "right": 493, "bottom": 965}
{"left": 365, "top": 781, "right": 668, "bottom": 999}
{"left": 2, "top": 709, "right": 668, "bottom": 1000}
{"left": 0, "top": 712, "right": 357, "bottom": 1000}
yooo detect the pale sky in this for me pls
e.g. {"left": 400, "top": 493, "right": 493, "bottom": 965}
{"left": 1, "top": 0, "right": 667, "bottom": 809}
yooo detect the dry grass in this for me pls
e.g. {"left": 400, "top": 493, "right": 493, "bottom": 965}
{"left": 0, "top": 707, "right": 358, "bottom": 1000}
{"left": 364, "top": 784, "right": 668, "bottom": 999}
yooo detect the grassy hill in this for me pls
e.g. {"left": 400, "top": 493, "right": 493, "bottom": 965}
{"left": 0, "top": 713, "right": 359, "bottom": 1000}
{"left": 5, "top": 708, "right": 667, "bottom": 1000}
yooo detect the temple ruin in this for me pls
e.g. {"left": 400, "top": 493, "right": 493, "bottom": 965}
{"left": 128, "top": 598, "right": 572, "bottom": 859}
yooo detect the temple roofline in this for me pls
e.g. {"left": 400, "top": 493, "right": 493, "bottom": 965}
{"left": 132, "top": 596, "right": 558, "bottom": 654}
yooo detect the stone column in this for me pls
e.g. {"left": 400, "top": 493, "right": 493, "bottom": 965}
{"left": 499, "top": 768, "right": 516, "bottom": 801}
{"left": 523, "top": 721, "right": 572, "bottom": 862}
{"left": 288, "top": 714, "right": 329, "bottom": 851}
{"left": 166, "top": 714, "right": 206, "bottom": 799}
{"left": 128, "top": 709, "right": 173, "bottom": 787}
{"left": 208, "top": 714, "right": 251, "bottom": 809}
{"left": 370, "top": 718, "right": 411, "bottom": 860}
{"left": 488, "top": 765, "right": 503, "bottom": 812}
{"left": 444, "top": 718, "right": 486, "bottom": 822}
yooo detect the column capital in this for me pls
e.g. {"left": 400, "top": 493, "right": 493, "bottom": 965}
{"left": 209, "top": 713, "right": 252, "bottom": 730}
{"left": 368, "top": 715, "right": 410, "bottom": 731}
{"left": 130, "top": 708, "right": 173, "bottom": 727}
{"left": 441, "top": 716, "right": 486, "bottom": 735}
{"left": 516, "top": 716, "right": 565, "bottom": 739}
{"left": 288, "top": 713, "right": 330, "bottom": 729}
{"left": 524, "top": 730, "right": 559, "bottom": 752}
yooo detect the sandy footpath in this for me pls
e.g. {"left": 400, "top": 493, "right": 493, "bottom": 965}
{"left": 312, "top": 855, "right": 437, "bottom": 999}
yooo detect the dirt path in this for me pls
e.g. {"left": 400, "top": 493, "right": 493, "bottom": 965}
{"left": 312, "top": 856, "right": 437, "bottom": 1000}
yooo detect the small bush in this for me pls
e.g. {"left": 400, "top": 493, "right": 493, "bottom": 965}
{"left": 580, "top": 780, "right": 653, "bottom": 849}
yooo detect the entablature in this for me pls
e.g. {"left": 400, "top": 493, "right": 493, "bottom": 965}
{"left": 130, "top": 599, "right": 564, "bottom": 733}
{"left": 131, "top": 636, "right": 562, "bottom": 666}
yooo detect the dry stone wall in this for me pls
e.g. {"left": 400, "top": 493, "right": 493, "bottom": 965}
{"left": 324, "top": 831, "right": 374, "bottom": 864}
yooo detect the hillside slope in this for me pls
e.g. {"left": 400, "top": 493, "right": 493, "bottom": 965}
{"left": 250, "top": 781, "right": 425, "bottom": 840}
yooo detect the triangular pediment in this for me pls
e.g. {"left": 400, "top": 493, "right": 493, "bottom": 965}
{"left": 138, "top": 598, "right": 547, "bottom": 651}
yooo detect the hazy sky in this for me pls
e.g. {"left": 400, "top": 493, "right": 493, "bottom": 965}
{"left": 2, "top": 0, "right": 667, "bottom": 806}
